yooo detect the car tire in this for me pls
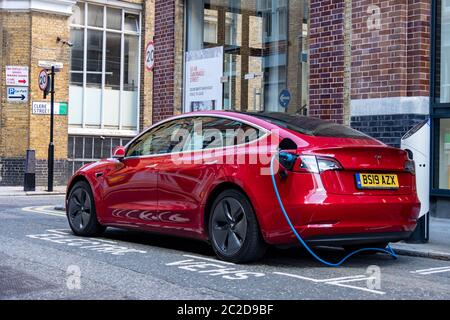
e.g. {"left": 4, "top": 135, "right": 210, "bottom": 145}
{"left": 67, "top": 181, "right": 106, "bottom": 237}
{"left": 209, "top": 189, "right": 266, "bottom": 264}
{"left": 343, "top": 242, "right": 389, "bottom": 255}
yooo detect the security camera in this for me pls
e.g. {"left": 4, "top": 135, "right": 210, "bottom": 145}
{"left": 57, "top": 36, "right": 74, "bottom": 47}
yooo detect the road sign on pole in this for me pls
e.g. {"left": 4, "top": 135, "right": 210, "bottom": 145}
{"left": 48, "top": 65, "right": 55, "bottom": 192}
{"left": 38, "top": 69, "right": 49, "bottom": 91}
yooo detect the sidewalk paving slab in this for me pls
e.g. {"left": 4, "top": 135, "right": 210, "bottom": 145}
{"left": 391, "top": 218, "right": 450, "bottom": 261}
{"left": 0, "top": 186, "right": 66, "bottom": 197}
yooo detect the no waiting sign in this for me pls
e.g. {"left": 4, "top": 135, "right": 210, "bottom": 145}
{"left": 6, "top": 66, "right": 29, "bottom": 86}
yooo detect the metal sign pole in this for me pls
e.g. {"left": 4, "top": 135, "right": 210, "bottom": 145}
{"left": 47, "top": 66, "right": 55, "bottom": 192}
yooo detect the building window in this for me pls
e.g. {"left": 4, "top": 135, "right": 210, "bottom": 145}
{"left": 442, "top": 1, "right": 450, "bottom": 103}
{"left": 185, "top": 0, "right": 309, "bottom": 114}
{"left": 436, "top": 119, "right": 450, "bottom": 190}
{"left": 433, "top": 0, "right": 450, "bottom": 193}
{"left": 69, "top": 1, "right": 141, "bottom": 133}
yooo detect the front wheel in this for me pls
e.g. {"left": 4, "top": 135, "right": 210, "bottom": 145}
{"left": 209, "top": 189, "right": 266, "bottom": 264}
{"left": 67, "top": 181, "right": 106, "bottom": 237}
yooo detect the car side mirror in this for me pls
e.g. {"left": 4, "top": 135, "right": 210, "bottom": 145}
{"left": 112, "top": 146, "right": 126, "bottom": 160}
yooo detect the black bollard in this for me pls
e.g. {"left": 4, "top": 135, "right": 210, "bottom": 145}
{"left": 24, "top": 150, "right": 36, "bottom": 192}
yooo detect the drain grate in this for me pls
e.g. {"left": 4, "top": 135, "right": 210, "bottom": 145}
{"left": 0, "top": 266, "right": 56, "bottom": 298}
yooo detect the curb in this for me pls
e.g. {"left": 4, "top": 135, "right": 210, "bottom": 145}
{"left": 391, "top": 246, "right": 450, "bottom": 262}
{"left": 26, "top": 192, "right": 66, "bottom": 196}
{"left": 0, "top": 192, "right": 66, "bottom": 197}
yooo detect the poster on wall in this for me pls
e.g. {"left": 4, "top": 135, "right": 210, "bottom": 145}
{"left": 184, "top": 46, "right": 223, "bottom": 112}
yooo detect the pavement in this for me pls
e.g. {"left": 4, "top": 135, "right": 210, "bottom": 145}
{"left": 0, "top": 186, "right": 66, "bottom": 197}
{"left": 0, "top": 194, "right": 450, "bottom": 300}
{"left": 391, "top": 218, "right": 450, "bottom": 261}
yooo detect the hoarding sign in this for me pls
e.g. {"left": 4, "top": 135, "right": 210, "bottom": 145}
{"left": 184, "top": 47, "right": 224, "bottom": 112}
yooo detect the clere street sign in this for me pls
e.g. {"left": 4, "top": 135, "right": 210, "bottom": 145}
{"left": 32, "top": 102, "right": 68, "bottom": 115}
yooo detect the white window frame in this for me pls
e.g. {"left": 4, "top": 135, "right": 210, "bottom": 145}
{"left": 69, "top": 0, "right": 142, "bottom": 137}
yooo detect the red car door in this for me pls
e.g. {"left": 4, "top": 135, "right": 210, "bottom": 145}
{"left": 102, "top": 156, "right": 159, "bottom": 226}
{"left": 156, "top": 116, "right": 250, "bottom": 236}
{"left": 102, "top": 119, "right": 190, "bottom": 228}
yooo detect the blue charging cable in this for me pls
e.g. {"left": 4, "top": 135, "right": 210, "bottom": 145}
{"left": 270, "top": 153, "right": 397, "bottom": 267}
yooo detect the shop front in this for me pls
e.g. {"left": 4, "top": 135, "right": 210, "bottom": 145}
{"left": 183, "top": 0, "right": 309, "bottom": 114}
{"left": 432, "top": 0, "right": 450, "bottom": 218}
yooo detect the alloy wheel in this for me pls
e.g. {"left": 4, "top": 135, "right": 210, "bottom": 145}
{"left": 211, "top": 197, "right": 248, "bottom": 256}
{"left": 68, "top": 188, "right": 92, "bottom": 232}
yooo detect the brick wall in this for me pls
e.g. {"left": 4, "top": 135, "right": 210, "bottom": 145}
{"left": 309, "top": 0, "right": 346, "bottom": 123}
{"left": 350, "top": 0, "right": 430, "bottom": 100}
{"left": 407, "top": 0, "right": 431, "bottom": 97}
{"left": 0, "top": 10, "right": 71, "bottom": 186}
{"left": 351, "top": 114, "right": 428, "bottom": 147}
{"left": 140, "top": 0, "right": 155, "bottom": 130}
{"left": 152, "top": 0, "right": 176, "bottom": 123}
{"left": 29, "top": 11, "right": 70, "bottom": 161}
{"left": 0, "top": 12, "right": 32, "bottom": 158}
{"left": 349, "top": 0, "right": 431, "bottom": 147}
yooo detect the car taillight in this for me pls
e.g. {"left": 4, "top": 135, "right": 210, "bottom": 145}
{"left": 405, "top": 160, "right": 416, "bottom": 175}
{"left": 299, "top": 156, "right": 342, "bottom": 174}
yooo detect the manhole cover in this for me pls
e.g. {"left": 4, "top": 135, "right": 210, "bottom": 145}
{"left": 0, "top": 266, "right": 56, "bottom": 298}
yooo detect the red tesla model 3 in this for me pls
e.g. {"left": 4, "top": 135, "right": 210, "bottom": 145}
{"left": 66, "top": 111, "right": 420, "bottom": 263}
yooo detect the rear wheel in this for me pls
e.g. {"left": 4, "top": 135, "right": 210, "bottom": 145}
{"left": 343, "top": 242, "right": 389, "bottom": 255}
{"left": 67, "top": 181, "right": 106, "bottom": 237}
{"left": 209, "top": 189, "right": 266, "bottom": 263}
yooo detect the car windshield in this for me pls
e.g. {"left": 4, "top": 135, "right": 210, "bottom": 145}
{"left": 248, "top": 112, "right": 369, "bottom": 139}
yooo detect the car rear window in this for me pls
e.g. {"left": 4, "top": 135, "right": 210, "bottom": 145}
{"left": 249, "top": 112, "right": 369, "bottom": 139}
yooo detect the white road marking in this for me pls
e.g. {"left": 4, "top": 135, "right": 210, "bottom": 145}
{"left": 273, "top": 272, "right": 385, "bottom": 295}
{"left": 273, "top": 272, "right": 366, "bottom": 283}
{"left": 22, "top": 206, "right": 65, "bottom": 217}
{"left": 329, "top": 280, "right": 385, "bottom": 295}
{"left": 166, "top": 255, "right": 265, "bottom": 280}
{"left": 183, "top": 254, "right": 235, "bottom": 266}
{"left": 411, "top": 266, "right": 450, "bottom": 275}
{"left": 26, "top": 229, "right": 147, "bottom": 256}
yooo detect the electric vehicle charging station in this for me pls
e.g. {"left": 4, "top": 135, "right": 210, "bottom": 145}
{"left": 401, "top": 119, "right": 431, "bottom": 243}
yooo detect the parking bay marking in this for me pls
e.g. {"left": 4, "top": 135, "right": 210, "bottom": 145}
{"left": 273, "top": 272, "right": 385, "bottom": 295}
{"left": 23, "top": 206, "right": 65, "bottom": 217}
{"left": 26, "top": 229, "right": 147, "bottom": 256}
{"left": 166, "top": 254, "right": 266, "bottom": 280}
{"left": 411, "top": 266, "right": 450, "bottom": 275}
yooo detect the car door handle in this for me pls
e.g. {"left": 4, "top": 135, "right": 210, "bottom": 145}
{"left": 145, "top": 164, "right": 158, "bottom": 169}
{"left": 205, "top": 160, "right": 218, "bottom": 165}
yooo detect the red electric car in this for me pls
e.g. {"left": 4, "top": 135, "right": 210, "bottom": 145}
{"left": 66, "top": 111, "right": 420, "bottom": 263}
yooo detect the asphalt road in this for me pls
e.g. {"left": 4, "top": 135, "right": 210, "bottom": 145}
{"left": 1, "top": 195, "right": 450, "bottom": 300}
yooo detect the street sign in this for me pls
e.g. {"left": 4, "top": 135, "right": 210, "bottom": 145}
{"left": 38, "top": 69, "right": 49, "bottom": 91}
{"left": 7, "top": 87, "right": 29, "bottom": 103}
{"left": 145, "top": 41, "right": 155, "bottom": 71}
{"left": 38, "top": 61, "right": 63, "bottom": 72}
{"left": 5, "top": 66, "right": 29, "bottom": 86}
{"left": 32, "top": 102, "right": 68, "bottom": 115}
{"left": 279, "top": 89, "right": 291, "bottom": 109}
